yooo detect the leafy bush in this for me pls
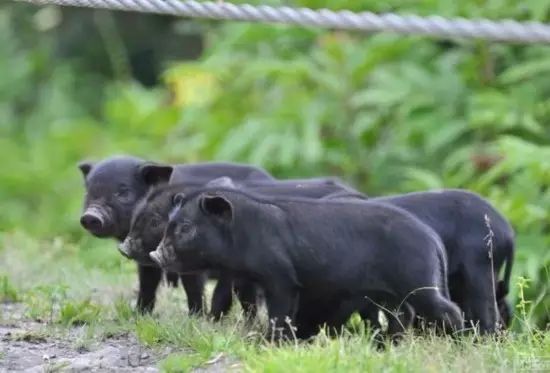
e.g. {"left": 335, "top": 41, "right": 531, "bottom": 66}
{"left": 0, "top": 1, "right": 548, "bottom": 328}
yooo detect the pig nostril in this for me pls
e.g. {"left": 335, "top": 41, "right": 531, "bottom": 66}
{"left": 80, "top": 214, "right": 104, "bottom": 231}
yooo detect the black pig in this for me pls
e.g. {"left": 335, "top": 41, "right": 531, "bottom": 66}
{"left": 78, "top": 156, "right": 273, "bottom": 315}
{"left": 152, "top": 188, "right": 463, "bottom": 340}
{"left": 78, "top": 156, "right": 193, "bottom": 314}
{"left": 121, "top": 179, "right": 259, "bottom": 320}
{"left": 326, "top": 189, "right": 515, "bottom": 333}
{"left": 371, "top": 190, "right": 515, "bottom": 333}
{"left": 116, "top": 161, "right": 274, "bottom": 319}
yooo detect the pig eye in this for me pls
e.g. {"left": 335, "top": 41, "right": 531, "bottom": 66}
{"left": 116, "top": 185, "right": 132, "bottom": 199}
{"left": 177, "top": 221, "right": 193, "bottom": 235}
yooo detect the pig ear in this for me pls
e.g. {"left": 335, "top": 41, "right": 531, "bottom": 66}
{"left": 140, "top": 163, "right": 173, "bottom": 186}
{"left": 206, "top": 177, "right": 236, "bottom": 189}
{"left": 199, "top": 194, "right": 233, "bottom": 221}
{"left": 78, "top": 161, "right": 94, "bottom": 178}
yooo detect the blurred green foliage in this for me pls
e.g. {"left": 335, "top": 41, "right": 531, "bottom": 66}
{"left": 0, "top": 1, "right": 548, "bottom": 328}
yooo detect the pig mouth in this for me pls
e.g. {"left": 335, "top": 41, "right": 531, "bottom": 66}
{"left": 118, "top": 237, "right": 158, "bottom": 265}
{"left": 149, "top": 250, "right": 163, "bottom": 267}
{"left": 118, "top": 237, "right": 135, "bottom": 259}
{"left": 149, "top": 242, "right": 206, "bottom": 274}
{"left": 150, "top": 240, "right": 178, "bottom": 271}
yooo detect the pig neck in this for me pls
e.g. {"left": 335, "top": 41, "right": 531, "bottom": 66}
{"left": 227, "top": 203, "right": 299, "bottom": 288}
{"left": 115, "top": 194, "right": 149, "bottom": 242}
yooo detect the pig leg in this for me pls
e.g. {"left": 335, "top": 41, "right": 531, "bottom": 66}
{"left": 210, "top": 275, "right": 234, "bottom": 320}
{"left": 292, "top": 298, "right": 326, "bottom": 339}
{"left": 408, "top": 289, "right": 464, "bottom": 334}
{"left": 497, "top": 296, "right": 512, "bottom": 329}
{"left": 462, "top": 263, "right": 498, "bottom": 334}
{"left": 180, "top": 273, "right": 206, "bottom": 315}
{"left": 233, "top": 278, "right": 258, "bottom": 320}
{"left": 165, "top": 272, "right": 179, "bottom": 287}
{"left": 447, "top": 271, "right": 467, "bottom": 325}
{"left": 385, "top": 302, "right": 415, "bottom": 346}
{"left": 136, "top": 264, "right": 163, "bottom": 313}
{"left": 358, "top": 299, "right": 413, "bottom": 347}
{"left": 386, "top": 302, "right": 415, "bottom": 334}
{"left": 265, "top": 285, "right": 299, "bottom": 342}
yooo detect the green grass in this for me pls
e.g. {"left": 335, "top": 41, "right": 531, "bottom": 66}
{"left": 160, "top": 353, "right": 208, "bottom": 373}
{"left": 0, "top": 274, "right": 18, "bottom": 302}
{"left": 1, "top": 232, "right": 548, "bottom": 373}
{"left": 58, "top": 299, "right": 103, "bottom": 326}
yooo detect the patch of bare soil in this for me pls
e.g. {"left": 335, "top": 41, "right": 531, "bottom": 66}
{"left": 0, "top": 303, "right": 166, "bottom": 372}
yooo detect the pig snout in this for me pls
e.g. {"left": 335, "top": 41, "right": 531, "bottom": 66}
{"left": 80, "top": 207, "right": 110, "bottom": 236}
{"left": 80, "top": 213, "right": 103, "bottom": 231}
{"left": 150, "top": 239, "right": 174, "bottom": 269}
{"left": 149, "top": 249, "right": 164, "bottom": 267}
{"left": 118, "top": 238, "right": 133, "bottom": 259}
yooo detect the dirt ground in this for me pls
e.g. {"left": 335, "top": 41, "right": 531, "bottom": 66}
{"left": 0, "top": 301, "right": 241, "bottom": 373}
{"left": 0, "top": 303, "right": 164, "bottom": 372}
